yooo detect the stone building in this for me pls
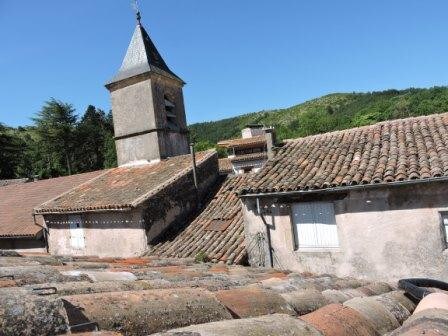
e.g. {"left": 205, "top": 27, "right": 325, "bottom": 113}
{"left": 0, "top": 14, "right": 219, "bottom": 257}
{"left": 35, "top": 151, "right": 217, "bottom": 258}
{"left": 217, "top": 125, "right": 276, "bottom": 174}
{"left": 240, "top": 113, "right": 448, "bottom": 281}
{"left": 105, "top": 15, "right": 189, "bottom": 165}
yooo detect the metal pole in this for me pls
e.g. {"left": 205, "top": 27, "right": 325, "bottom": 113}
{"left": 190, "top": 143, "right": 198, "bottom": 190}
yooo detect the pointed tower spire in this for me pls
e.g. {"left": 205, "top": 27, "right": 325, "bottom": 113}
{"left": 104, "top": 4, "right": 189, "bottom": 166}
{"left": 106, "top": 3, "right": 184, "bottom": 86}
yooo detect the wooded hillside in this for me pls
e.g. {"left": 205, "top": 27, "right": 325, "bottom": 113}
{"left": 190, "top": 87, "right": 448, "bottom": 150}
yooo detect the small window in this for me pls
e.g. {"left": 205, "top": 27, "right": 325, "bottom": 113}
{"left": 292, "top": 202, "right": 339, "bottom": 249}
{"left": 164, "top": 95, "right": 177, "bottom": 129}
{"left": 441, "top": 212, "right": 448, "bottom": 245}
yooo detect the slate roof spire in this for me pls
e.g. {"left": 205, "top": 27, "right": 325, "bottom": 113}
{"left": 106, "top": 4, "right": 184, "bottom": 86}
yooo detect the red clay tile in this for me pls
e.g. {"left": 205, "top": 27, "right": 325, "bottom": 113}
{"left": 215, "top": 286, "right": 295, "bottom": 318}
{"left": 300, "top": 303, "right": 379, "bottom": 336}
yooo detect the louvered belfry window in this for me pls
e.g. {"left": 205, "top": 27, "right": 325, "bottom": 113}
{"left": 292, "top": 202, "right": 339, "bottom": 249}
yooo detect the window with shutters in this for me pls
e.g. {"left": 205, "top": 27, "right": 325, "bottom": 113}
{"left": 69, "top": 215, "right": 85, "bottom": 250}
{"left": 441, "top": 212, "right": 448, "bottom": 246}
{"left": 291, "top": 202, "right": 339, "bottom": 249}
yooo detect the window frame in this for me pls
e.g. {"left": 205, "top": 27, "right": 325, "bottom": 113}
{"left": 440, "top": 212, "right": 448, "bottom": 248}
{"left": 291, "top": 201, "right": 339, "bottom": 251}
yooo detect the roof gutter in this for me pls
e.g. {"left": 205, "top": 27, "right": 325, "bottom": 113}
{"left": 239, "top": 175, "right": 448, "bottom": 199}
{"left": 33, "top": 207, "right": 133, "bottom": 216}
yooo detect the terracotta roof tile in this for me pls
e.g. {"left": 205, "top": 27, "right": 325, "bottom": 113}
{"left": 242, "top": 113, "right": 448, "bottom": 194}
{"left": 230, "top": 152, "right": 268, "bottom": 163}
{"left": 0, "top": 171, "right": 104, "bottom": 238}
{"left": 150, "top": 174, "right": 249, "bottom": 264}
{"left": 217, "top": 135, "right": 267, "bottom": 149}
{"left": 35, "top": 151, "right": 216, "bottom": 214}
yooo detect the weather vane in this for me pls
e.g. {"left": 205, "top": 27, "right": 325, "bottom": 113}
{"left": 132, "top": 0, "right": 142, "bottom": 24}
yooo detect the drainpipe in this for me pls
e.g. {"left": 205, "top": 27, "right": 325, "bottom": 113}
{"left": 189, "top": 142, "right": 198, "bottom": 190}
{"left": 189, "top": 142, "right": 200, "bottom": 211}
{"left": 257, "top": 197, "right": 274, "bottom": 268}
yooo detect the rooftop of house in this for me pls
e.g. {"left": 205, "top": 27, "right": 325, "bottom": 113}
{"left": 150, "top": 174, "right": 249, "bottom": 264}
{"left": 0, "top": 253, "right": 443, "bottom": 335}
{"left": 0, "top": 171, "right": 105, "bottom": 238}
{"left": 35, "top": 150, "right": 216, "bottom": 214}
{"left": 217, "top": 135, "right": 267, "bottom": 149}
{"left": 242, "top": 112, "right": 448, "bottom": 195}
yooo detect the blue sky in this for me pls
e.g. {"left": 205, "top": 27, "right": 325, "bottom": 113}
{"left": 1, "top": 0, "right": 448, "bottom": 127}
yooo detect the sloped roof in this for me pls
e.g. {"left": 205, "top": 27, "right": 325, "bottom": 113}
{"left": 231, "top": 152, "right": 268, "bottom": 163}
{"left": 106, "top": 23, "right": 183, "bottom": 86}
{"left": 0, "top": 171, "right": 104, "bottom": 238}
{"left": 242, "top": 113, "right": 448, "bottom": 194}
{"left": 217, "top": 135, "right": 267, "bottom": 149}
{"left": 150, "top": 174, "right": 249, "bottom": 264}
{"left": 35, "top": 151, "right": 216, "bottom": 214}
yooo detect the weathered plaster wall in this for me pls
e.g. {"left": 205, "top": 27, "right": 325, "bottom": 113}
{"left": 45, "top": 209, "right": 147, "bottom": 258}
{"left": 242, "top": 182, "right": 448, "bottom": 281}
{"left": 143, "top": 154, "right": 219, "bottom": 243}
{"left": 111, "top": 74, "right": 188, "bottom": 165}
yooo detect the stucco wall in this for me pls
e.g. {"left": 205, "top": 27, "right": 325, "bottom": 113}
{"left": 242, "top": 181, "right": 448, "bottom": 281}
{"left": 45, "top": 209, "right": 147, "bottom": 258}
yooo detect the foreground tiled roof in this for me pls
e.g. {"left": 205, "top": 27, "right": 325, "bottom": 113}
{"left": 242, "top": 113, "right": 448, "bottom": 194}
{"left": 1, "top": 254, "right": 437, "bottom": 335}
{"left": 217, "top": 135, "right": 266, "bottom": 149}
{"left": 150, "top": 174, "right": 249, "bottom": 264}
{"left": 0, "top": 171, "right": 104, "bottom": 238}
{"left": 35, "top": 151, "right": 216, "bottom": 214}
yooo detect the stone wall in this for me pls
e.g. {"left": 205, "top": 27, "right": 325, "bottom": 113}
{"left": 242, "top": 181, "right": 448, "bottom": 281}
{"left": 143, "top": 153, "right": 219, "bottom": 243}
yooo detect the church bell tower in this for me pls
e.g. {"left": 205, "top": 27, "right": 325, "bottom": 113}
{"left": 105, "top": 8, "right": 189, "bottom": 166}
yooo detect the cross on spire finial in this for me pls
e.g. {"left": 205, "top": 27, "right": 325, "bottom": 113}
{"left": 132, "top": 0, "right": 142, "bottom": 25}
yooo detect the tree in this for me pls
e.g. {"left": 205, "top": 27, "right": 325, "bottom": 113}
{"left": 0, "top": 124, "right": 23, "bottom": 178}
{"left": 32, "top": 98, "right": 77, "bottom": 177}
{"left": 74, "top": 105, "right": 111, "bottom": 172}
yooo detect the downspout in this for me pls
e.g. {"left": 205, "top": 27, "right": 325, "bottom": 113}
{"left": 33, "top": 214, "right": 49, "bottom": 253}
{"left": 189, "top": 142, "right": 199, "bottom": 209}
{"left": 257, "top": 197, "right": 274, "bottom": 268}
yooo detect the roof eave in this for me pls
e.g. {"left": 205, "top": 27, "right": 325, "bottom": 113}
{"left": 239, "top": 175, "right": 448, "bottom": 199}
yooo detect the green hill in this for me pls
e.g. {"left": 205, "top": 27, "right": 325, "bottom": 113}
{"left": 189, "top": 87, "right": 448, "bottom": 150}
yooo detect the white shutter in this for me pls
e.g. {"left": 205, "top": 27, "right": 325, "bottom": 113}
{"left": 292, "top": 202, "right": 338, "bottom": 249}
{"left": 443, "top": 214, "right": 448, "bottom": 243}
{"left": 69, "top": 215, "right": 85, "bottom": 249}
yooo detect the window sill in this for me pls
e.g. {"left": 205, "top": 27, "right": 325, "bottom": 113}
{"left": 295, "top": 247, "right": 341, "bottom": 253}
